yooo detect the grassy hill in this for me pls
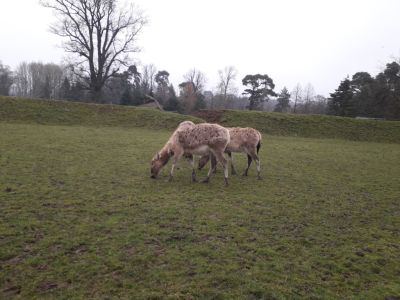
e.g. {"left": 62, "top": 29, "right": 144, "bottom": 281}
{"left": 194, "top": 110, "right": 400, "bottom": 143}
{"left": 0, "top": 96, "right": 202, "bottom": 130}
{"left": 2, "top": 96, "right": 400, "bottom": 143}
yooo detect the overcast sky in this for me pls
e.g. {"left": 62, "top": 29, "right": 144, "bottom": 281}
{"left": 1, "top": 0, "right": 400, "bottom": 96}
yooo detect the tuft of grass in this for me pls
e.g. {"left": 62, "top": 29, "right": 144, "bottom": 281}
{"left": 0, "top": 96, "right": 203, "bottom": 129}
{"left": 195, "top": 109, "right": 400, "bottom": 143}
{"left": 1, "top": 122, "right": 400, "bottom": 298}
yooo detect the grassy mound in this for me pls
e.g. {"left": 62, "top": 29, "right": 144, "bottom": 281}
{"left": 194, "top": 110, "right": 400, "bottom": 143}
{"left": 0, "top": 96, "right": 202, "bottom": 129}
{"left": 2, "top": 96, "right": 400, "bottom": 143}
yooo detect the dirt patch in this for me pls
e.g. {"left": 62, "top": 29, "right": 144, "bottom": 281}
{"left": 192, "top": 110, "right": 224, "bottom": 123}
{"left": 67, "top": 244, "right": 87, "bottom": 256}
{"left": 2, "top": 285, "right": 21, "bottom": 296}
{"left": 5, "top": 256, "right": 23, "bottom": 265}
{"left": 37, "top": 282, "right": 58, "bottom": 292}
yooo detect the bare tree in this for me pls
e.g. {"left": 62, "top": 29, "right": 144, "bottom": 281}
{"left": 179, "top": 69, "right": 207, "bottom": 113}
{"left": 14, "top": 62, "right": 30, "bottom": 97}
{"left": 41, "top": 0, "right": 147, "bottom": 102}
{"left": 13, "top": 62, "right": 64, "bottom": 99}
{"left": 141, "top": 64, "right": 157, "bottom": 96}
{"left": 217, "top": 66, "right": 238, "bottom": 103}
{"left": 291, "top": 83, "right": 302, "bottom": 113}
{"left": 183, "top": 69, "right": 206, "bottom": 94}
{"left": 302, "top": 83, "right": 315, "bottom": 114}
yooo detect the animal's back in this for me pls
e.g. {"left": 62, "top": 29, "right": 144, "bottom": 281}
{"left": 178, "top": 123, "right": 229, "bottom": 150}
{"left": 226, "top": 127, "right": 261, "bottom": 152}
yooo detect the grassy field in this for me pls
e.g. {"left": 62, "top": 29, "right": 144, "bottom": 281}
{"left": 1, "top": 119, "right": 400, "bottom": 299}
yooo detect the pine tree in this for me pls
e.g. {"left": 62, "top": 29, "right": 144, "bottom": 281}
{"left": 274, "top": 87, "right": 291, "bottom": 112}
{"left": 328, "top": 78, "right": 355, "bottom": 116}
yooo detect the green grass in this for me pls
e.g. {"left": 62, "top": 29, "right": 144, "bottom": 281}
{"left": 0, "top": 96, "right": 202, "bottom": 130}
{"left": 196, "top": 109, "right": 400, "bottom": 143}
{"left": 1, "top": 122, "right": 400, "bottom": 299}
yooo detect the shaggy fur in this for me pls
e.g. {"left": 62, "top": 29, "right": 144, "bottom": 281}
{"left": 198, "top": 127, "right": 262, "bottom": 179}
{"left": 151, "top": 121, "right": 230, "bottom": 185}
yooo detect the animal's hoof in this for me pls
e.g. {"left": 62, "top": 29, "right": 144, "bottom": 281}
{"left": 167, "top": 176, "right": 173, "bottom": 182}
{"left": 257, "top": 176, "right": 262, "bottom": 180}
{"left": 242, "top": 173, "right": 248, "bottom": 177}
{"left": 192, "top": 178, "right": 197, "bottom": 183}
{"left": 224, "top": 178, "right": 229, "bottom": 186}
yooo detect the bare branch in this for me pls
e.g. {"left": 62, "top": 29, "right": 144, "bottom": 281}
{"left": 41, "top": 0, "right": 147, "bottom": 102}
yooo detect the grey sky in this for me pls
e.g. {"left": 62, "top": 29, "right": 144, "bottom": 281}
{"left": 1, "top": 0, "right": 400, "bottom": 96}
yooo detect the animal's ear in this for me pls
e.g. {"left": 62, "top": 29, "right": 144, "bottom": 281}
{"left": 168, "top": 149, "right": 174, "bottom": 156}
{"left": 156, "top": 153, "right": 160, "bottom": 160}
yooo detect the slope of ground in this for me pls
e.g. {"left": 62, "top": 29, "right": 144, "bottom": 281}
{"left": 0, "top": 96, "right": 202, "bottom": 129}
{"left": 194, "top": 109, "right": 400, "bottom": 143}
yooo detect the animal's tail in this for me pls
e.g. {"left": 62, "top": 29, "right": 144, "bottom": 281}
{"left": 256, "top": 130, "right": 262, "bottom": 154}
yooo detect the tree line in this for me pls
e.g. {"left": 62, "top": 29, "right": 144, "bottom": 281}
{"left": 0, "top": 59, "right": 322, "bottom": 113}
{"left": 2, "top": 58, "right": 399, "bottom": 119}
{"left": 327, "top": 62, "right": 400, "bottom": 120}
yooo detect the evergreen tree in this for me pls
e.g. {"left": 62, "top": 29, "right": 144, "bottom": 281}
{"left": 274, "top": 87, "right": 291, "bottom": 112}
{"left": 328, "top": 78, "right": 355, "bottom": 116}
{"left": 350, "top": 72, "right": 374, "bottom": 117}
{"left": 164, "top": 84, "right": 180, "bottom": 111}
{"left": 59, "top": 77, "right": 72, "bottom": 100}
{"left": 120, "top": 87, "right": 133, "bottom": 105}
{"left": 0, "top": 61, "right": 13, "bottom": 96}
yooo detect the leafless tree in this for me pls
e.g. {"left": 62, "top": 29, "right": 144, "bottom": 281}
{"left": 302, "top": 83, "right": 315, "bottom": 113}
{"left": 217, "top": 66, "right": 238, "bottom": 101}
{"left": 291, "top": 83, "right": 302, "bottom": 113}
{"left": 41, "top": 0, "right": 147, "bottom": 102}
{"left": 13, "top": 62, "right": 64, "bottom": 99}
{"left": 141, "top": 64, "right": 157, "bottom": 95}
{"left": 183, "top": 69, "right": 206, "bottom": 93}
{"left": 14, "top": 62, "right": 30, "bottom": 97}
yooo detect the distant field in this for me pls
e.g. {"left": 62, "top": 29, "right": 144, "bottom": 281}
{"left": 1, "top": 122, "right": 399, "bottom": 299}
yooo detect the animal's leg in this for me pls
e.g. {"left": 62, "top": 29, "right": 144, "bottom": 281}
{"left": 189, "top": 155, "right": 197, "bottom": 182}
{"left": 201, "top": 153, "right": 217, "bottom": 183}
{"left": 211, "top": 153, "right": 217, "bottom": 174}
{"left": 227, "top": 151, "right": 237, "bottom": 175}
{"left": 214, "top": 151, "right": 229, "bottom": 186}
{"left": 168, "top": 150, "right": 183, "bottom": 182}
{"left": 198, "top": 155, "right": 209, "bottom": 170}
{"left": 249, "top": 150, "right": 261, "bottom": 180}
{"left": 242, "top": 154, "right": 252, "bottom": 176}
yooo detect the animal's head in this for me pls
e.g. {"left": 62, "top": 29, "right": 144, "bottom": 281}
{"left": 150, "top": 148, "right": 173, "bottom": 178}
